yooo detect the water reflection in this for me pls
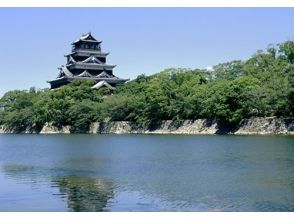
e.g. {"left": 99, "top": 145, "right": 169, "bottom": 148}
{"left": 2, "top": 165, "right": 114, "bottom": 212}
{"left": 53, "top": 176, "right": 113, "bottom": 211}
{"left": 1, "top": 135, "right": 294, "bottom": 211}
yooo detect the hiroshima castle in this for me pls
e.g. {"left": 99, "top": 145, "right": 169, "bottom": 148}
{"left": 47, "top": 33, "right": 129, "bottom": 89}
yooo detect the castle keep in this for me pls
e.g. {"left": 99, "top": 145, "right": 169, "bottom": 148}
{"left": 47, "top": 33, "right": 128, "bottom": 89}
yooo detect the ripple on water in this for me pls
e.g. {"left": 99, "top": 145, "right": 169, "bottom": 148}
{"left": 0, "top": 134, "right": 294, "bottom": 211}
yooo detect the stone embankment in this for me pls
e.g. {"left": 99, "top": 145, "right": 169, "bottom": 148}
{"left": 1, "top": 118, "right": 293, "bottom": 135}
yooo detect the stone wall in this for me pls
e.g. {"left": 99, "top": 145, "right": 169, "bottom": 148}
{"left": 1, "top": 118, "right": 293, "bottom": 135}
{"left": 39, "top": 122, "right": 71, "bottom": 134}
{"left": 88, "top": 119, "right": 218, "bottom": 134}
{"left": 88, "top": 118, "right": 293, "bottom": 135}
{"left": 234, "top": 117, "right": 294, "bottom": 135}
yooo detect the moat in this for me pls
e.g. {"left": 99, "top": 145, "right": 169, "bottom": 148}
{"left": 0, "top": 134, "right": 293, "bottom": 211}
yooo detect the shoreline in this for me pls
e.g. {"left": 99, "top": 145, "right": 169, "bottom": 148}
{"left": 1, "top": 117, "right": 293, "bottom": 135}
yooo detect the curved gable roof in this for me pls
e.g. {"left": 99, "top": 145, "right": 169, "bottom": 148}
{"left": 72, "top": 32, "right": 102, "bottom": 44}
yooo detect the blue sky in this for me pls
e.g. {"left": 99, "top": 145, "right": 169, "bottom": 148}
{"left": 0, "top": 8, "right": 294, "bottom": 96}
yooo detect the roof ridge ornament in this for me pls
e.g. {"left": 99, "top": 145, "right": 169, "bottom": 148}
{"left": 75, "top": 32, "right": 99, "bottom": 43}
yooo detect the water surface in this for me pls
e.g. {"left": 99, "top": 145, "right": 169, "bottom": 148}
{"left": 0, "top": 134, "right": 293, "bottom": 211}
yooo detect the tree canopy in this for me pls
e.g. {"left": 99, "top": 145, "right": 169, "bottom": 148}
{"left": 0, "top": 41, "right": 293, "bottom": 132}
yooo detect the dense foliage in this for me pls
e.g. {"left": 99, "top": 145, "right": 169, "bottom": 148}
{"left": 1, "top": 41, "right": 294, "bottom": 132}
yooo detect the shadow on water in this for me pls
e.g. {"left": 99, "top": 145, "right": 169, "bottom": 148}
{"left": 2, "top": 165, "right": 114, "bottom": 212}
